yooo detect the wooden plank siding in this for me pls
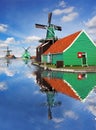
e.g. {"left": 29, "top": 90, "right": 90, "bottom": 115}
{"left": 63, "top": 32, "right": 96, "bottom": 66}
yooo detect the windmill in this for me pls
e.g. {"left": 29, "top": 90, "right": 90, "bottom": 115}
{"left": 4, "top": 46, "right": 12, "bottom": 58}
{"left": 35, "top": 12, "right": 62, "bottom": 62}
{"left": 35, "top": 12, "right": 62, "bottom": 41}
{"left": 4, "top": 47, "right": 16, "bottom": 59}
{"left": 22, "top": 47, "right": 31, "bottom": 59}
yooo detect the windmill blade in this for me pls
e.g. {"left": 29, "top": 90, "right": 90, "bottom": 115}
{"left": 22, "top": 47, "right": 26, "bottom": 50}
{"left": 6, "top": 46, "right": 12, "bottom": 52}
{"left": 35, "top": 24, "right": 47, "bottom": 29}
{"left": 27, "top": 46, "right": 30, "bottom": 50}
{"left": 48, "top": 12, "right": 52, "bottom": 26}
{"left": 53, "top": 25, "right": 62, "bottom": 31}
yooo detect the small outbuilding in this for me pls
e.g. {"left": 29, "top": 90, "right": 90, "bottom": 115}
{"left": 42, "top": 30, "right": 96, "bottom": 66}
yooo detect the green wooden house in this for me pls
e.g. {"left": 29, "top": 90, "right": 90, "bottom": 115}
{"left": 42, "top": 30, "right": 96, "bottom": 66}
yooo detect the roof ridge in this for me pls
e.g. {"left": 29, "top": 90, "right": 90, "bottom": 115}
{"left": 43, "top": 30, "right": 81, "bottom": 55}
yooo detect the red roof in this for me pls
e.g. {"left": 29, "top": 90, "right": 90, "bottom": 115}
{"left": 44, "top": 77, "right": 80, "bottom": 100}
{"left": 43, "top": 31, "right": 81, "bottom": 54}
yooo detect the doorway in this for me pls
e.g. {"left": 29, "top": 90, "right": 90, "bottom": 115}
{"left": 82, "top": 52, "right": 87, "bottom": 66}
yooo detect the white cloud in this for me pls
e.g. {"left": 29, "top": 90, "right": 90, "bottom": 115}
{"left": 4, "top": 37, "right": 16, "bottom": 44}
{"left": 53, "top": 7, "right": 74, "bottom": 15}
{"left": 85, "top": 16, "right": 96, "bottom": 28}
{"left": 0, "top": 24, "right": 8, "bottom": 33}
{"left": 63, "top": 7, "right": 74, "bottom": 14}
{"left": 0, "top": 37, "right": 16, "bottom": 48}
{"left": 64, "top": 110, "right": 78, "bottom": 120}
{"left": 85, "top": 90, "right": 96, "bottom": 117}
{"left": 0, "top": 42, "right": 7, "bottom": 47}
{"left": 59, "top": 1, "right": 66, "bottom": 7}
{"left": 25, "top": 36, "right": 41, "bottom": 43}
{"left": 62, "top": 12, "right": 78, "bottom": 22}
{"left": 87, "top": 28, "right": 96, "bottom": 35}
{"left": 53, "top": 1, "right": 78, "bottom": 23}
{"left": 84, "top": 16, "right": 96, "bottom": 40}
{"left": 53, "top": 9, "right": 64, "bottom": 15}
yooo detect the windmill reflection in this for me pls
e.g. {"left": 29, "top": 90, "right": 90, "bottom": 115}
{"left": 35, "top": 70, "right": 61, "bottom": 120}
{"left": 22, "top": 59, "right": 33, "bottom": 69}
{"left": 6, "top": 58, "right": 11, "bottom": 67}
{"left": 3, "top": 58, "right": 11, "bottom": 67}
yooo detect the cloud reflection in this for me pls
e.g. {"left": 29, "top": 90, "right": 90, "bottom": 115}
{"left": 85, "top": 88, "right": 96, "bottom": 118}
{"left": 64, "top": 110, "right": 78, "bottom": 120}
{"left": 0, "top": 66, "right": 14, "bottom": 77}
{"left": 0, "top": 82, "right": 7, "bottom": 91}
{"left": 53, "top": 117, "right": 64, "bottom": 123}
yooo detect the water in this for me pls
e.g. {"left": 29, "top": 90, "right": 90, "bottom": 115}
{"left": 0, "top": 59, "right": 96, "bottom": 130}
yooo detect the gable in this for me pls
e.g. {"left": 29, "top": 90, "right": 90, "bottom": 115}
{"left": 44, "top": 77, "right": 80, "bottom": 100}
{"left": 43, "top": 30, "right": 81, "bottom": 55}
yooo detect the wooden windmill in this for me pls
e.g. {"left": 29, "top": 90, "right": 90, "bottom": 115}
{"left": 35, "top": 12, "right": 62, "bottom": 62}
{"left": 4, "top": 47, "right": 12, "bottom": 58}
{"left": 4, "top": 47, "right": 16, "bottom": 59}
{"left": 22, "top": 47, "right": 31, "bottom": 59}
{"left": 35, "top": 12, "right": 62, "bottom": 41}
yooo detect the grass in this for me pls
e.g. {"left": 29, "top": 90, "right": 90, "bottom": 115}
{"left": 33, "top": 62, "right": 96, "bottom": 71}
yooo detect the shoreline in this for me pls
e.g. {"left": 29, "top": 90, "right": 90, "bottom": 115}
{"left": 33, "top": 63, "right": 96, "bottom": 73}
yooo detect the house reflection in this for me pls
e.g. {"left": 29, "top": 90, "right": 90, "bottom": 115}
{"left": 35, "top": 70, "right": 96, "bottom": 119}
{"left": 36, "top": 70, "right": 96, "bottom": 100}
{"left": 42, "top": 71, "right": 96, "bottom": 100}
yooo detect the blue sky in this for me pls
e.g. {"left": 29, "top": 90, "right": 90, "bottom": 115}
{"left": 0, "top": 0, "right": 96, "bottom": 57}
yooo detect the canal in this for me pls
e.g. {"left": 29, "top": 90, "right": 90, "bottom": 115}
{"left": 0, "top": 59, "right": 96, "bottom": 130}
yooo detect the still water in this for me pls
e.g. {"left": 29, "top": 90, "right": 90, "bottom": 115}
{"left": 0, "top": 59, "right": 96, "bottom": 130}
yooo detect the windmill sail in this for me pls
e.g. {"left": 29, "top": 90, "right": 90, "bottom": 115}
{"left": 35, "top": 12, "right": 62, "bottom": 40}
{"left": 48, "top": 12, "right": 52, "bottom": 26}
{"left": 35, "top": 24, "right": 47, "bottom": 29}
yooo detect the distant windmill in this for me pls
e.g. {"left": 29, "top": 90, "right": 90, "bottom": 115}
{"left": 4, "top": 47, "right": 16, "bottom": 59}
{"left": 22, "top": 47, "right": 31, "bottom": 59}
{"left": 4, "top": 46, "right": 12, "bottom": 57}
{"left": 35, "top": 12, "right": 62, "bottom": 41}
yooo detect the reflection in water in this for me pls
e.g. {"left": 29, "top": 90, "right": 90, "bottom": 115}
{"left": 34, "top": 69, "right": 96, "bottom": 121}
{"left": 0, "top": 59, "right": 96, "bottom": 129}
{"left": 5, "top": 58, "right": 11, "bottom": 67}
{"left": 35, "top": 70, "right": 61, "bottom": 120}
{"left": 35, "top": 70, "right": 96, "bottom": 101}
{"left": 23, "top": 58, "right": 29, "bottom": 64}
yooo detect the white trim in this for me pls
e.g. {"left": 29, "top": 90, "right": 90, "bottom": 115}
{"left": 63, "top": 30, "right": 96, "bottom": 53}
{"left": 41, "top": 41, "right": 49, "bottom": 47}
{"left": 63, "top": 79, "right": 81, "bottom": 100}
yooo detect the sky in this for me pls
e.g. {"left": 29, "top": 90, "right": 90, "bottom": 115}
{"left": 0, "top": 0, "right": 96, "bottom": 57}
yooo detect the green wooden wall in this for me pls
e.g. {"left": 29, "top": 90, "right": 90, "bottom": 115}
{"left": 42, "top": 53, "right": 63, "bottom": 64}
{"left": 63, "top": 32, "right": 96, "bottom": 66}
